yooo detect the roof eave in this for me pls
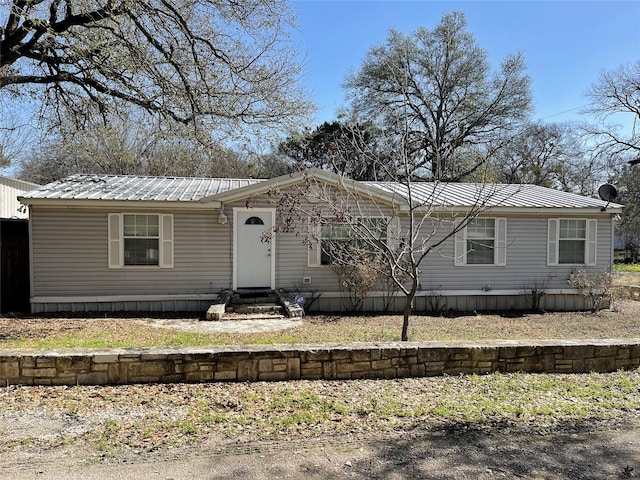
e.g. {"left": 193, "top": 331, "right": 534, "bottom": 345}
{"left": 411, "top": 205, "right": 624, "bottom": 215}
{"left": 201, "top": 168, "right": 406, "bottom": 207}
{"left": 19, "top": 197, "right": 222, "bottom": 209}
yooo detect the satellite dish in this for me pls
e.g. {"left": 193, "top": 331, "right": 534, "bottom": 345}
{"left": 598, "top": 184, "right": 618, "bottom": 202}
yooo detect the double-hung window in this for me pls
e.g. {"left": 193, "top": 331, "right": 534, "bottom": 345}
{"left": 123, "top": 215, "right": 160, "bottom": 266}
{"left": 312, "top": 217, "right": 388, "bottom": 266}
{"left": 455, "top": 218, "right": 507, "bottom": 266}
{"left": 108, "top": 213, "right": 174, "bottom": 268}
{"left": 548, "top": 218, "right": 596, "bottom": 266}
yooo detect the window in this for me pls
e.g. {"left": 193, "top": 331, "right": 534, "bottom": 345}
{"left": 245, "top": 216, "right": 264, "bottom": 225}
{"left": 108, "top": 213, "right": 174, "bottom": 268}
{"left": 312, "top": 217, "right": 388, "bottom": 266}
{"left": 548, "top": 218, "right": 596, "bottom": 266}
{"left": 559, "top": 219, "right": 586, "bottom": 264}
{"left": 123, "top": 215, "right": 160, "bottom": 266}
{"left": 455, "top": 218, "right": 507, "bottom": 266}
{"left": 466, "top": 218, "right": 495, "bottom": 265}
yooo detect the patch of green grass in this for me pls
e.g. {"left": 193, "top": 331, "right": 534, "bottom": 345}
{"left": 614, "top": 263, "right": 640, "bottom": 272}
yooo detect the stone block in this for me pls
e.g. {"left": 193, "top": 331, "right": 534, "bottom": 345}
{"left": 128, "top": 361, "right": 173, "bottom": 378}
{"left": 142, "top": 354, "right": 169, "bottom": 361}
{"left": 206, "top": 303, "right": 226, "bottom": 321}
{"left": 351, "top": 350, "right": 372, "bottom": 362}
{"left": 594, "top": 346, "right": 618, "bottom": 357}
{"left": 107, "top": 363, "right": 125, "bottom": 383}
{"left": 585, "top": 357, "right": 616, "bottom": 372}
{"left": 523, "top": 354, "right": 555, "bottom": 373}
{"left": 330, "top": 350, "right": 351, "bottom": 360}
{"left": 498, "top": 347, "right": 517, "bottom": 359}
{"left": 259, "top": 371, "right": 287, "bottom": 381}
{"left": 410, "top": 364, "right": 426, "bottom": 377}
{"left": 471, "top": 348, "right": 498, "bottom": 362}
{"left": 36, "top": 358, "right": 56, "bottom": 368}
{"left": 258, "top": 359, "right": 274, "bottom": 373}
{"left": 214, "top": 370, "right": 237, "bottom": 381}
{"left": 516, "top": 346, "right": 540, "bottom": 357}
{"left": 92, "top": 354, "right": 119, "bottom": 364}
{"left": 562, "top": 346, "right": 595, "bottom": 360}
{"left": 372, "top": 359, "right": 393, "bottom": 370}
{"left": 57, "top": 356, "right": 91, "bottom": 373}
{"left": 22, "top": 367, "right": 57, "bottom": 378}
{"left": 55, "top": 376, "right": 78, "bottom": 386}
{"left": 417, "top": 349, "right": 447, "bottom": 363}
{"left": 77, "top": 371, "right": 108, "bottom": 385}
{"left": 175, "top": 363, "right": 198, "bottom": 374}
{"left": 21, "top": 357, "right": 36, "bottom": 368}
{"left": 571, "top": 359, "right": 586, "bottom": 372}
{"left": 616, "top": 348, "right": 631, "bottom": 359}
{"left": 424, "top": 362, "right": 445, "bottom": 372}
{"left": 302, "top": 350, "right": 331, "bottom": 362}
{"left": 238, "top": 359, "right": 259, "bottom": 381}
{"left": 286, "top": 358, "right": 301, "bottom": 380}
{"left": 322, "top": 361, "right": 336, "bottom": 379}
{"left": 0, "top": 361, "right": 19, "bottom": 379}
{"left": 336, "top": 361, "right": 371, "bottom": 374}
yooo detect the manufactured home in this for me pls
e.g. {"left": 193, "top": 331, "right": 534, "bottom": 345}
{"left": 19, "top": 169, "right": 622, "bottom": 314}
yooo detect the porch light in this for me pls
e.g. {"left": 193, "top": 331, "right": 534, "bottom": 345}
{"left": 218, "top": 210, "right": 228, "bottom": 224}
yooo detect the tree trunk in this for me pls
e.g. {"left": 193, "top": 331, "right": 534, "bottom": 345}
{"left": 401, "top": 284, "right": 418, "bottom": 341}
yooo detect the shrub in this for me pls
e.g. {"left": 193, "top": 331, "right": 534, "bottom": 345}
{"left": 567, "top": 270, "right": 614, "bottom": 312}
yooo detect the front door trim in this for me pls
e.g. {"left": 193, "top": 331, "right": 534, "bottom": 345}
{"left": 232, "top": 207, "right": 276, "bottom": 290}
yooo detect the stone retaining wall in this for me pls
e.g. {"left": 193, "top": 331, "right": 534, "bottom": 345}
{"left": 1, "top": 340, "right": 639, "bottom": 387}
{"left": 615, "top": 284, "right": 640, "bottom": 301}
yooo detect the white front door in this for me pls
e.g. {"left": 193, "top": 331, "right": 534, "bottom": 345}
{"left": 234, "top": 209, "right": 275, "bottom": 289}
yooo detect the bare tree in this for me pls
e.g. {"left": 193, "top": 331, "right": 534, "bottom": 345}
{"left": 270, "top": 113, "right": 519, "bottom": 341}
{"left": 582, "top": 61, "right": 640, "bottom": 163}
{"left": 490, "top": 121, "right": 600, "bottom": 195}
{"left": 1, "top": 0, "right": 312, "bottom": 138}
{"left": 344, "top": 11, "right": 532, "bottom": 181}
{"left": 17, "top": 109, "right": 250, "bottom": 183}
{"left": 609, "top": 164, "right": 640, "bottom": 262}
{"left": 0, "top": 95, "right": 34, "bottom": 168}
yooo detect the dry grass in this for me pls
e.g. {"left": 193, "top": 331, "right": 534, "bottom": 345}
{"left": 1, "top": 299, "right": 639, "bottom": 350}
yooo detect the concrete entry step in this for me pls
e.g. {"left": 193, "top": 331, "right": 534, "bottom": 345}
{"left": 229, "top": 303, "right": 284, "bottom": 315}
{"left": 231, "top": 294, "right": 280, "bottom": 305}
{"left": 205, "top": 289, "right": 294, "bottom": 321}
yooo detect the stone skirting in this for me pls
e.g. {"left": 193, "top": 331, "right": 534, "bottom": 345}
{"left": 1, "top": 340, "right": 639, "bottom": 387}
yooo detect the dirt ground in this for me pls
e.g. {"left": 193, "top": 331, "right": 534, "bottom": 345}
{"left": 1, "top": 418, "right": 638, "bottom": 479}
{"left": 1, "top": 273, "right": 638, "bottom": 479}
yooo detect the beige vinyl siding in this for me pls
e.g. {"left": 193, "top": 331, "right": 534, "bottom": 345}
{"left": 31, "top": 208, "right": 232, "bottom": 297}
{"left": 225, "top": 197, "right": 343, "bottom": 291}
{"left": 30, "top": 197, "right": 616, "bottom": 310}
{"left": 417, "top": 215, "right": 613, "bottom": 292}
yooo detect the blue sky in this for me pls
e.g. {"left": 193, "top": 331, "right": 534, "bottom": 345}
{"left": 291, "top": 0, "right": 640, "bottom": 126}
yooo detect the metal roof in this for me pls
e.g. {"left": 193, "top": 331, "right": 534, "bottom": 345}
{"left": 366, "top": 182, "right": 621, "bottom": 210}
{"left": 20, "top": 174, "right": 264, "bottom": 202}
{"left": 19, "top": 172, "right": 622, "bottom": 211}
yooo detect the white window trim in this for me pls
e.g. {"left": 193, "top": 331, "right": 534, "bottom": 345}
{"left": 455, "top": 217, "right": 507, "bottom": 267}
{"left": 308, "top": 215, "right": 395, "bottom": 267}
{"left": 547, "top": 218, "right": 597, "bottom": 266}
{"left": 108, "top": 213, "right": 174, "bottom": 269}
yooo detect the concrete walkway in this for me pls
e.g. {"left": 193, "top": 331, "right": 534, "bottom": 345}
{"left": 141, "top": 317, "right": 303, "bottom": 334}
